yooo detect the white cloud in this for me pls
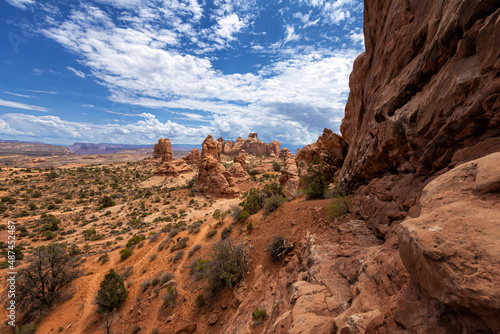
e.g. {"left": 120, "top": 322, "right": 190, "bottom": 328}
{"left": 66, "top": 66, "right": 85, "bottom": 78}
{"left": 0, "top": 99, "right": 50, "bottom": 112}
{"left": 215, "top": 14, "right": 245, "bottom": 40}
{"left": 5, "top": 0, "right": 34, "bottom": 10}
{"left": 0, "top": 113, "right": 211, "bottom": 144}
{"left": 4, "top": 91, "right": 35, "bottom": 99}
{"left": 25, "top": 89, "right": 58, "bottom": 94}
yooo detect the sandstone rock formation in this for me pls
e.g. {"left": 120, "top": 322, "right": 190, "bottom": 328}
{"left": 228, "top": 153, "right": 250, "bottom": 182}
{"left": 339, "top": 0, "right": 500, "bottom": 233}
{"left": 278, "top": 148, "right": 293, "bottom": 161}
{"left": 297, "top": 128, "right": 348, "bottom": 175}
{"left": 153, "top": 138, "right": 174, "bottom": 163}
{"left": 220, "top": 133, "right": 281, "bottom": 156}
{"left": 398, "top": 152, "right": 500, "bottom": 330}
{"left": 154, "top": 159, "right": 194, "bottom": 177}
{"left": 194, "top": 135, "right": 237, "bottom": 197}
{"left": 182, "top": 148, "right": 201, "bottom": 165}
{"left": 279, "top": 157, "right": 300, "bottom": 195}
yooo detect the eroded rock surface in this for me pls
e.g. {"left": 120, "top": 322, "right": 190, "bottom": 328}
{"left": 182, "top": 148, "right": 201, "bottom": 165}
{"left": 153, "top": 138, "right": 174, "bottom": 163}
{"left": 194, "top": 135, "right": 237, "bottom": 197}
{"left": 398, "top": 152, "right": 500, "bottom": 331}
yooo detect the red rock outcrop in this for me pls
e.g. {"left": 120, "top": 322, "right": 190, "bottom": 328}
{"left": 297, "top": 128, "right": 348, "bottom": 176}
{"left": 339, "top": 0, "right": 500, "bottom": 233}
{"left": 182, "top": 148, "right": 201, "bottom": 165}
{"left": 222, "top": 133, "right": 281, "bottom": 156}
{"left": 278, "top": 148, "right": 293, "bottom": 161}
{"left": 154, "top": 159, "right": 194, "bottom": 177}
{"left": 279, "top": 157, "right": 300, "bottom": 196}
{"left": 153, "top": 138, "right": 174, "bottom": 163}
{"left": 398, "top": 152, "right": 500, "bottom": 331}
{"left": 340, "top": 0, "right": 500, "bottom": 186}
{"left": 228, "top": 153, "right": 250, "bottom": 182}
{"left": 194, "top": 135, "right": 237, "bottom": 197}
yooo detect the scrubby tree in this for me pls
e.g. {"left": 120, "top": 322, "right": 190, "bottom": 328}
{"left": 96, "top": 269, "right": 128, "bottom": 314}
{"left": 15, "top": 243, "right": 81, "bottom": 322}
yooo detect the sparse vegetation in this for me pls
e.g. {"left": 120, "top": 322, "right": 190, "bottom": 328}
{"left": 300, "top": 161, "right": 331, "bottom": 199}
{"left": 96, "top": 269, "right": 128, "bottom": 314}
{"left": 162, "top": 286, "right": 177, "bottom": 307}
{"left": 119, "top": 248, "right": 132, "bottom": 261}
{"left": 326, "top": 196, "right": 352, "bottom": 218}
{"left": 15, "top": 244, "right": 81, "bottom": 322}
{"left": 252, "top": 307, "right": 269, "bottom": 321}
{"left": 266, "top": 235, "right": 294, "bottom": 262}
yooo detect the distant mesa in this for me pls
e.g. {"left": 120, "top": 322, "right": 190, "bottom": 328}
{"left": 153, "top": 138, "right": 195, "bottom": 177}
{"left": 68, "top": 142, "right": 152, "bottom": 155}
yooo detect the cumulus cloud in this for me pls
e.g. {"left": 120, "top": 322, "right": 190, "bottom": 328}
{"left": 6, "top": 0, "right": 364, "bottom": 145}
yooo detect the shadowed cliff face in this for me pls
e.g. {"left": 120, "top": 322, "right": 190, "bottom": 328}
{"left": 341, "top": 0, "right": 500, "bottom": 186}
{"left": 339, "top": 0, "right": 500, "bottom": 234}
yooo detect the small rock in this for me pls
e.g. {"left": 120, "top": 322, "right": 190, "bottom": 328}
{"left": 208, "top": 313, "right": 219, "bottom": 325}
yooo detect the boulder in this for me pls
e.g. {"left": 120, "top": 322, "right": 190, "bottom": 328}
{"left": 398, "top": 152, "right": 500, "bottom": 331}
{"left": 153, "top": 138, "right": 174, "bottom": 163}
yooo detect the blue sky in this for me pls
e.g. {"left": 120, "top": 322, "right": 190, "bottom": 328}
{"left": 0, "top": 0, "right": 364, "bottom": 146}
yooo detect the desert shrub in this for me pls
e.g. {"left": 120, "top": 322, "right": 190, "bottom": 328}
{"left": 189, "top": 257, "right": 209, "bottom": 280}
{"left": 188, "top": 222, "right": 202, "bottom": 234}
{"left": 228, "top": 205, "right": 242, "bottom": 224}
{"left": 99, "top": 196, "right": 115, "bottom": 209}
{"left": 205, "top": 239, "right": 248, "bottom": 292}
{"left": 170, "top": 236, "right": 189, "bottom": 252}
{"left": 43, "top": 230, "right": 57, "bottom": 240}
{"left": 172, "top": 250, "right": 184, "bottom": 263}
{"left": 212, "top": 209, "right": 227, "bottom": 224}
{"left": 163, "top": 286, "right": 177, "bottom": 307}
{"left": 140, "top": 279, "right": 151, "bottom": 293}
{"left": 96, "top": 269, "right": 128, "bottom": 314}
{"left": 205, "top": 229, "right": 217, "bottom": 239}
{"left": 119, "top": 248, "right": 132, "bottom": 261}
{"left": 301, "top": 162, "right": 331, "bottom": 199}
{"left": 131, "top": 325, "right": 141, "bottom": 334}
{"left": 266, "top": 235, "right": 294, "bottom": 262}
{"left": 262, "top": 195, "right": 284, "bottom": 217}
{"left": 252, "top": 307, "right": 268, "bottom": 322}
{"left": 16, "top": 324, "right": 37, "bottom": 334}
{"left": 16, "top": 244, "right": 81, "bottom": 321}
{"left": 239, "top": 210, "right": 250, "bottom": 222}
{"left": 160, "top": 272, "right": 174, "bottom": 285}
{"left": 195, "top": 294, "right": 205, "bottom": 307}
{"left": 246, "top": 221, "right": 253, "bottom": 232}
{"left": 326, "top": 196, "right": 352, "bottom": 218}
{"left": 240, "top": 188, "right": 263, "bottom": 215}
{"left": 272, "top": 162, "right": 282, "bottom": 172}
{"left": 158, "top": 239, "right": 169, "bottom": 251}
{"left": 188, "top": 244, "right": 202, "bottom": 257}
{"left": 221, "top": 226, "right": 233, "bottom": 239}
{"left": 149, "top": 233, "right": 160, "bottom": 243}
{"left": 149, "top": 253, "right": 158, "bottom": 262}
{"left": 2, "top": 244, "right": 24, "bottom": 261}
{"left": 98, "top": 253, "right": 109, "bottom": 264}
{"left": 82, "top": 228, "right": 96, "bottom": 240}
{"left": 126, "top": 234, "right": 146, "bottom": 248}
{"left": 168, "top": 228, "right": 181, "bottom": 238}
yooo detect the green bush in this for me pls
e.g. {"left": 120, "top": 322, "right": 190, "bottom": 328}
{"left": 163, "top": 286, "right": 177, "bottom": 307}
{"left": 120, "top": 248, "right": 132, "bottom": 261}
{"left": 205, "top": 239, "right": 247, "bottom": 292}
{"left": 170, "top": 236, "right": 189, "bottom": 252}
{"left": 190, "top": 257, "right": 209, "bottom": 280}
{"left": 206, "top": 229, "right": 217, "bottom": 239}
{"left": 99, "top": 196, "right": 115, "bottom": 209}
{"left": 301, "top": 162, "right": 330, "bottom": 199}
{"left": 16, "top": 324, "right": 37, "bottom": 334}
{"left": 96, "top": 269, "right": 128, "bottom": 313}
{"left": 221, "top": 226, "right": 233, "bottom": 239}
{"left": 272, "top": 162, "right": 282, "bottom": 172}
{"left": 252, "top": 307, "right": 268, "bottom": 321}
{"left": 326, "top": 196, "right": 352, "bottom": 218}
{"left": 246, "top": 221, "right": 253, "bottom": 232}
{"left": 262, "top": 195, "right": 284, "bottom": 217}
{"left": 126, "top": 234, "right": 146, "bottom": 248}
{"left": 195, "top": 294, "right": 205, "bottom": 307}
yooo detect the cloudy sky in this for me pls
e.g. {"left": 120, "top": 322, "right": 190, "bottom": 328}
{"left": 0, "top": 0, "right": 364, "bottom": 146}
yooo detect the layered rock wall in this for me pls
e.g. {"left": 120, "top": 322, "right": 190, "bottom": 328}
{"left": 340, "top": 0, "right": 500, "bottom": 233}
